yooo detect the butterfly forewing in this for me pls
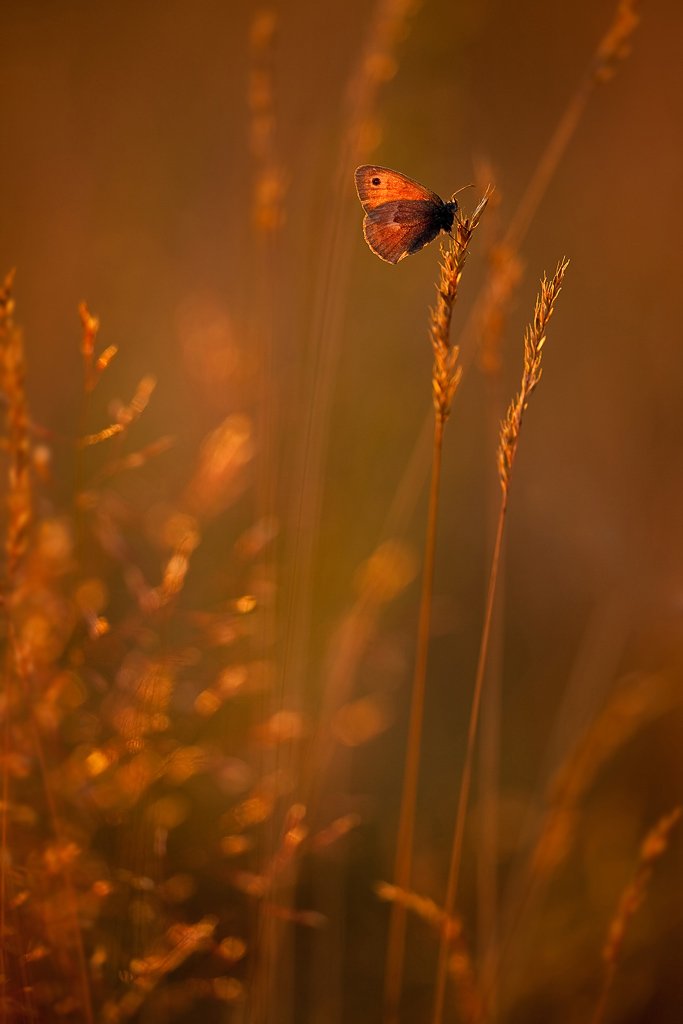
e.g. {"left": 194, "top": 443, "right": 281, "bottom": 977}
{"left": 355, "top": 165, "right": 442, "bottom": 212}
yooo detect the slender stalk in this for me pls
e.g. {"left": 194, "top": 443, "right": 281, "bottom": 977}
{"left": 247, "top": 13, "right": 286, "bottom": 1023}
{"left": 251, "top": 6, "right": 422, "bottom": 1020}
{"left": 432, "top": 496, "right": 506, "bottom": 1024}
{"left": 476, "top": 355, "right": 507, "bottom": 1012}
{"left": 384, "top": 412, "right": 445, "bottom": 1024}
{"left": 384, "top": 193, "right": 490, "bottom": 1024}
{"left": 591, "top": 807, "right": 681, "bottom": 1024}
{"left": 432, "top": 259, "right": 568, "bottom": 1024}
{"left": 505, "top": 0, "right": 640, "bottom": 250}
{"left": 0, "top": 270, "right": 15, "bottom": 1024}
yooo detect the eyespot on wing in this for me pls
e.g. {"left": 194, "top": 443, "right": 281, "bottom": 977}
{"left": 354, "top": 165, "right": 443, "bottom": 212}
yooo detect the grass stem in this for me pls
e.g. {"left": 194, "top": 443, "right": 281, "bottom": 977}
{"left": 432, "top": 259, "right": 568, "bottom": 1024}
{"left": 432, "top": 496, "right": 506, "bottom": 1024}
{"left": 384, "top": 412, "right": 445, "bottom": 1024}
{"left": 384, "top": 193, "right": 490, "bottom": 1023}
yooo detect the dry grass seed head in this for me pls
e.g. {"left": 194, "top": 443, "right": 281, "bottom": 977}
{"left": 344, "top": 0, "right": 420, "bottom": 159}
{"left": 498, "top": 256, "right": 569, "bottom": 497}
{"left": 430, "top": 189, "right": 492, "bottom": 421}
{"left": 593, "top": 0, "right": 640, "bottom": 83}
{"left": 248, "top": 7, "right": 286, "bottom": 232}
{"left": 477, "top": 242, "right": 525, "bottom": 378}
{"left": 79, "top": 302, "right": 117, "bottom": 393}
{"left": 603, "top": 806, "right": 681, "bottom": 968}
{"left": 592, "top": 805, "right": 681, "bottom": 1024}
{"left": 376, "top": 882, "right": 484, "bottom": 1022}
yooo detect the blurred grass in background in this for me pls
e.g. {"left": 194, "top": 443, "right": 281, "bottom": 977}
{"left": 1, "top": 1, "right": 682, "bottom": 1022}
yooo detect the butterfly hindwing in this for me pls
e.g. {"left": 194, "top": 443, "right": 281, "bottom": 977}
{"left": 363, "top": 200, "right": 448, "bottom": 264}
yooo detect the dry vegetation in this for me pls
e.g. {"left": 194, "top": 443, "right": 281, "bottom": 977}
{"left": 1, "top": 2, "right": 681, "bottom": 1024}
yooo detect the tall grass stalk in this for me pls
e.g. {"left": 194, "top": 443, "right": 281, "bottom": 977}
{"left": 591, "top": 807, "right": 681, "bottom": 1024}
{"left": 384, "top": 193, "right": 490, "bottom": 1024}
{"left": 247, "top": 11, "right": 288, "bottom": 1023}
{"left": 280, "top": 0, "right": 418, "bottom": 756}
{"left": 374, "top": 0, "right": 640, "bottom": 559}
{"left": 504, "top": 0, "right": 639, "bottom": 251}
{"left": 251, "top": 4, "right": 421, "bottom": 1020}
{"left": 469, "top": 3, "right": 639, "bottom": 993}
{"left": 432, "top": 258, "right": 569, "bottom": 1024}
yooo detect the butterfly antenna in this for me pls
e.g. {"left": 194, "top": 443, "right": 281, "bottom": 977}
{"left": 450, "top": 182, "right": 475, "bottom": 202}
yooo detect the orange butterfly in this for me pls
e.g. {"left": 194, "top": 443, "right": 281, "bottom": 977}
{"left": 354, "top": 165, "right": 459, "bottom": 264}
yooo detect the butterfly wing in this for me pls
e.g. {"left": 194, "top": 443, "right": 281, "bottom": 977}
{"left": 354, "top": 165, "right": 443, "bottom": 212}
{"left": 362, "top": 199, "right": 446, "bottom": 264}
{"left": 355, "top": 166, "right": 451, "bottom": 263}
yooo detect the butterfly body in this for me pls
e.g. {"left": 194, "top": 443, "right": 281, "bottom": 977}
{"left": 355, "top": 165, "right": 458, "bottom": 264}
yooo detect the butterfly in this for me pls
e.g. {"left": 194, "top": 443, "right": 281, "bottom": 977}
{"left": 354, "top": 165, "right": 459, "bottom": 264}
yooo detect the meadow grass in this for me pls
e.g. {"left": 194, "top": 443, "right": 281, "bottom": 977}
{"left": 2, "top": 1, "right": 681, "bottom": 1023}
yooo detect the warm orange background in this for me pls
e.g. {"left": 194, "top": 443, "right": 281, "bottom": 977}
{"left": 1, "top": 1, "right": 682, "bottom": 1022}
